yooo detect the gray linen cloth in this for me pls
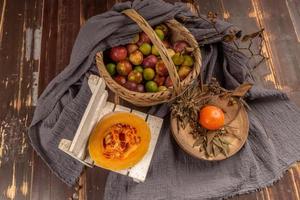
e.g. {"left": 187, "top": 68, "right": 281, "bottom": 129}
{"left": 29, "top": 0, "right": 300, "bottom": 199}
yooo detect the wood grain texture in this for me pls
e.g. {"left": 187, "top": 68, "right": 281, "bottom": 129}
{"left": 31, "top": 0, "right": 81, "bottom": 199}
{"left": 0, "top": 0, "right": 299, "bottom": 200}
{"left": 0, "top": 0, "right": 43, "bottom": 199}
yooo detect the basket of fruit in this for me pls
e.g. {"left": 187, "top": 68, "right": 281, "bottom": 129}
{"left": 95, "top": 9, "right": 201, "bottom": 106}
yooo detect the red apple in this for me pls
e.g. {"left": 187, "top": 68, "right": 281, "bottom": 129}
{"left": 110, "top": 46, "right": 127, "bottom": 62}
{"left": 116, "top": 60, "right": 132, "bottom": 76}
{"left": 155, "top": 60, "right": 168, "bottom": 76}
{"left": 154, "top": 75, "right": 166, "bottom": 86}
{"left": 142, "top": 55, "right": 158, "bottom": 68}
{"left": 114, "top": 75, "right": 126, "bottom": 85}
{"left": 126, "top": 44, "right": 139, "bottom": 54}
{"left": 173, "top": 41, "right": 189, "bottom": 53}
{"left": 129, "top": 50, "right": 143, "bottom": 65}
{"left": 165, "top": 76, "right": 173, "bottom": 87}
{"left": 124, "top": 81, "right": 137, "bottom": 91}
{"left": 137, "top": 32, "right": 151, "bottom": 46}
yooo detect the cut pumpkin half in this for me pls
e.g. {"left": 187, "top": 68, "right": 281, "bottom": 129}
{"left": 88, "top": 112, "right": 151, "bottom": 171}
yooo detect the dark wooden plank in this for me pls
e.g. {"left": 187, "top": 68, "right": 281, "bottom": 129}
{"left": 0, "top": 0, "right": 43, "bottom": 199}
{"left": 85, "top": 168, "right": 109, "bottom": 200}
{"left": 286, "top": 0, "right": 300, "bottom": 43}
{"left": 30, "top": 153, "right": 51, "bottom": 200}
{"left": 223, "top": 0, "right": 272, "bottom": 88}
{"left": 196, "top": 0, "right": 223, "bottom": 16}
{"left": 255, "top": 0, "right": 300, "bottom": 94}
{"left": 31, "top": 0, "right": 82, "bottom": 199}
{"left": 289, "top": 166, "right": 300, "bottom": 200}
{"left": 262, "top": 171, "right": 299, "bottom": 200}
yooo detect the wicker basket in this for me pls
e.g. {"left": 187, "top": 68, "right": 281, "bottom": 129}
{"left": 95, "top": 9, "right": 202, "bottom": 106}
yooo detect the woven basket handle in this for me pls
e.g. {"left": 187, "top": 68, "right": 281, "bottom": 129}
{"left": 122, "top": 9, "right": 181, "bottom": 94}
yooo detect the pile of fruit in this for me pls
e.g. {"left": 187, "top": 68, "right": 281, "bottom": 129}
{"left": 104, "top": 24, "right": 195, "bottom": 93}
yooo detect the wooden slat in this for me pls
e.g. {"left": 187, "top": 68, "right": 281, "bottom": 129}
{"left": 114, "top": 104, "right": 132, "bottom": 112}
{"left": 255, "top": 0, "right": 300, "bottom": 105}
{"left": 69, "top": 78, "right": 107, "bottom": 159}
{"left": 30, "top": 152, "right": 51, "bottom": 200}
{"left": 286, "top": 0, "right": 300, "bottom": 43}
{"left": 58, "top": 76, "right": 110, "bottom": 167}
{"left": 196, "top": 0, "right": 223, "bottom": 15}
{"left": 128, "top": 115, "right": 163, "bottom": 182}
{"left": 96, "top": 102, "right": 115, "bottom": 123}
{"left": 131, "top": 110, "right": 148, "bottom": 120}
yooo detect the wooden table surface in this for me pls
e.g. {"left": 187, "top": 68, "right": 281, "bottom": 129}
{"left": 1, "top": 0, "right": 300, "bottom": 199}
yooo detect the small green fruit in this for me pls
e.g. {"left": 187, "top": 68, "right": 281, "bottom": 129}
{"left": 158, "top": 86, "right": 168, "bottom": 91}
{"left": 145, "top": 81, "right": 158, "bottom": 92}
{"left": 134, "top": 66, "right": 144, "bottom": 73}
{"left": 172, "top": 53, "right": 184, "bottom": 65}
{"left": 155, "top": 29, "right": 165, "bottom": 40}
{"left": 139, "top": 43, "right": 152, "bottom": 55}
{"left": 151, "top": 45, "right": 160, "bottom": 56}
{"left": 143, "top": 68, "right": 155, "bottom": 80}
{"left": 182, "top": 55, "right": 194, "bottom": 67}
{"left": 106, "top": 63, "right": 116, "bottom": 76}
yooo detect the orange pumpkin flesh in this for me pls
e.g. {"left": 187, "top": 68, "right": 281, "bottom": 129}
{"left": 88, "top": 112, "right": 151, "bottom": 171}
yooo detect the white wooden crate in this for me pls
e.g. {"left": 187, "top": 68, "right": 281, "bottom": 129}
{"left": 58, "top": 75, "right": 163, "bottom": 182}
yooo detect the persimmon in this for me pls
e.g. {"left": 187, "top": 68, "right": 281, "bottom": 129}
{"left": 199, "top": 105, "right": 225, "bottom": 130}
